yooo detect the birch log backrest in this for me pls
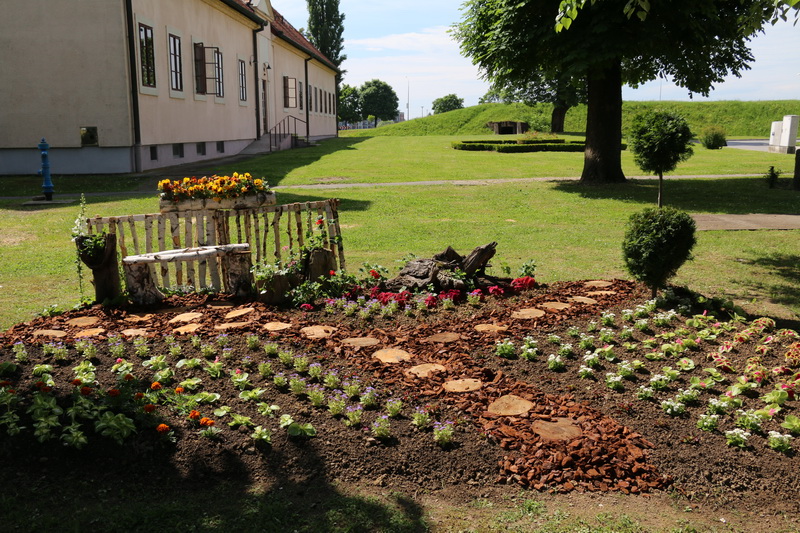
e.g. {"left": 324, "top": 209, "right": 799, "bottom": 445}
{"left": 85, "top": 199, "right": 345, "bottom": 291}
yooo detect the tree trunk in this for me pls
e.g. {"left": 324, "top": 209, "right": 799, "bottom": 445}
{"left": 220, "top": 250, "right": 253, "bottom": 298}
{"left": 551, "top": 105, "right": 568, "bottom": 134}
{"left": 580, "top": 62, "right": 626, "bottom": 184}
{"left": 793, "top": 151, "right": 800, "bottom": 191}
{"left": 658, "top": 172, "right": 664, "bottom": 208}
{"left": 76, "top": 234, "right": 122, "bottom": 304}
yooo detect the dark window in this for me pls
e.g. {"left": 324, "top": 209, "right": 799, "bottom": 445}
{"left": 314, "top": 87, "right": 318, "bottom": 112}
{"left": 307, "top": 84, "right": 312, "bottom": 110}
{"left": 172, "top": 143, "right": 184, "bottom": 158}
{"left": 298, "top": 81, "right": 303, "bottom": 110}
{"left": 213, "top": 50, "right": 224, "bottom": 97}
{"left": 194, "top": 43, "right": 207, "bottom": 94}
{"left": 196, "top": 142, "right": 206, "bottom": 155}
{"left": 168, "top": 34, "right": 183, "bottom": 91}
{"left": 80, "top": 127, "right": 98, "bottom": 146}
{"left": 238, "top": 59, "right": 246, "bottom": 101}
{"left": 150, "top": 146, "right": 158, "bottom": 160}
{"left": 216, "top": 141, "right": 225, "bottom": 153}
{"left": 283, "top": 76, "right": 297, "bottom": 108}
{"left": 138, "top": 23, "right": 156, "bottom": 87}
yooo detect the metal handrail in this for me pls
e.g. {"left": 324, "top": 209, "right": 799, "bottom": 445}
{"left": 268, "top": 115, "right": 307, "bottom": 152}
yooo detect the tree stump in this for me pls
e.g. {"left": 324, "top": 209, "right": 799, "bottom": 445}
{"left": 304, "top": 248, "right": 337, "bottom": 282}
{"left": 75, "top": 233, "right": 122, "bottom": 304}
{"left": 221, "top": 250, "right": 253, "bottom": 297}
{"left": 123, "top": 262, "right": 164, "bottom": 306}
{"left": 257, "top": 274, "right": 292, "bottom": 305}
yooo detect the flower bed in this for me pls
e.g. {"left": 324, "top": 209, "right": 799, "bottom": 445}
{"left": 157, "top": 172, "right": 275, "bottom": 212}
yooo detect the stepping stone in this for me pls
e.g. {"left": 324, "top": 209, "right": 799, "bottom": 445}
{"left": 208, "top": 301, "right": 235, "bottom": 309}
{"left": 225, "top": 308, "right": 255, "bottom": 320}
{"left": 301, "top": 325, "right": 337, "bottom": 339}
{"left": 474, "top": 324, "right": 508, "bottom": 334}
{"left": 74, "top": 328, "right": 105, "bottom": 338}
{"left": 587, "top": 290, "right": 617, "bottom": 296}
{"left": 487, "top": 394, "right": 534, "bottom": 416}
{"left": 511, "top": 308, "right": 545, "bottom": 319}
{"left": 531, "top": 417, "right": 582, "bottom": 441}
{"left": 67, "top": 316, "right": 99, "bottom": 327}
{"left": 173, "top": 323, "right": 202, "bottom": 335}
{"left": 214, "top": 321, "right": 251, "bottom": 331}
{"left": 406, "top": 363, "right": 446, "bottom": 378}
{"left": 568, "top": 296, "right": 598, "bottom": 305}
{"left": 373, "top": 348, "right": 412, "bottom": 364}
{"left": 121, "top": 328, "right": 149, "bottom": 337}
{"left": 262, "top": 321, "right": 293, "bottom": 332}
{"left": 341, "top": 337, "right": 380, "bottom": 347}
{"left": 423, "top": 332, "right": 461, "bottom": 343}
{"left": 540, "top": 301, "right": 571, "bottom": 311}
{"left": 169, "top": 312, "right": 204, "bottom": 324}
{"left": 124, "top": 313, "right": 153, "bottom": 323}
{"left": 443, "top": 378, "right": 482, "bottom": 393}
{"left": 33, "top": 329, "right": 67, "bottom": 338}
{"left": 584, "top": 280, "right": 613, "bottom": 288}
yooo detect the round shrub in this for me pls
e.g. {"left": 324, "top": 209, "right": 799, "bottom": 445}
{"left": 700, "top": 126, "right": 727, "bottom": 149}
{"left": 622, "top": 207, "right": 697, "bottom": 297}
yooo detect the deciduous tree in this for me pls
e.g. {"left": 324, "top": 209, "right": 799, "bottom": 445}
{"left": 306, "top": 0, "right": 346, "bottom": 85}
{"left": 337, "top": 84, "right": 361, "bottom": 124}
{"left": 431, "top": 94, "right": 465, "bottom": 114}
{"left": 359, "top": 80, "right": 399, "bottom": 127}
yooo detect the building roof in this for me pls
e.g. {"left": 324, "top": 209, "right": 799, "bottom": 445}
{"left": 219, "top": 0, "right": 264, "bottom": 24}
{"left": 270, "top": 9, "right": 339, "bottom": 72}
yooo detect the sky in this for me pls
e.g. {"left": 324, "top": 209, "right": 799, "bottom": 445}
{"left": 270, "top": 1, "right": 799, "bottom": 119}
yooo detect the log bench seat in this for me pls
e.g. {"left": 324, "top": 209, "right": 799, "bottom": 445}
{"left": 122, "top": 244, "right": 252, "bottom": 305}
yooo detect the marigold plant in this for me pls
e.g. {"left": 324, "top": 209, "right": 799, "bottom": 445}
{"left": 158, "top": 172, "right": 269, "bottom": 201}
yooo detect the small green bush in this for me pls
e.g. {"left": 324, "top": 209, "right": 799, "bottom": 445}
{"left": 622, "top": 207, "right": 697, "bottom": 297}
{"left": 451, "top": 142, "right": 498, "bottom": 151}
{"left": 495, "top": 143, "right": 585, "bottom": 153}
{"left": 700, "top": 126, "right": 727, "bottom": 149}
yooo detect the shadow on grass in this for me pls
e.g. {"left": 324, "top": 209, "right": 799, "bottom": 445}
{"left": 737, "top": 252, "right": 800, "bottom": 327}
{"left": 1, "top": 422, "right": 425, "bottom": 532}
{"left": 215, "top": 137, "right": 372, "bottom": 188}
{"left": 553, "top": 177, "right": 800, "bottom": 214}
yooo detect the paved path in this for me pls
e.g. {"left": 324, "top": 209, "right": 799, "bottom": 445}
{"left": 691, "top": 214, "right": 800, "bottom": 231}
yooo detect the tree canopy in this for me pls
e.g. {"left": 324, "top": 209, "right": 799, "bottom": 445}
{"left": 306, "top": 0, "right": 346, "bottom": 85}
{"left": 337, "top": 84, "right": 361, "bottom": 124}
{"left": 454, "top": 0, "right": 785, "bottom": 184}
{"left": 359, "top": 80, "right": 399, "bottom": 127}
{"left": 431, "top": 94, "right": 465, "bottom": 114}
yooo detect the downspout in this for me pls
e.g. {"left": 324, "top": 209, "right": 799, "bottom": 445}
{"left": 124, "top": 0, "right": 142, "bottom": 172}
{"left": 253, "top": 23, "right": 265, "bottom": 139}
{"left": 304, "top": 57, "right": 311, "bottom": 140}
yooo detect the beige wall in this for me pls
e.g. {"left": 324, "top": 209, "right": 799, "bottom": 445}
{"left": 133, "top": 0, "right": 259, "bottom": 146}
{"left": 0, "top": 0, "right": 132, "bottom": 148}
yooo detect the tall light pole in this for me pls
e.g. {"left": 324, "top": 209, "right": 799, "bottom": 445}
{"left": 406, "top": 77, "right": 410, "bottom": 122}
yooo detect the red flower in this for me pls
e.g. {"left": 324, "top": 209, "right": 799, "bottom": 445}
{"left": 315, "top": 218, "right": 324, "bottom": 226}
{"left": 34, "top": 381, "right": 45, "bottom": 389}
{"left": 6, "top": 389, "right": 15, "bottom": 395}
{"left": 150, "top": 381, "right": 162, "bottom": 391}
{"left": 134, "top": 392, "right": 144, "bottom": 400}
{"left": 40, "top": 386, "right": 52, "bottom": 393}
{"left": 71, "top": 379, "right": 82, "bottom": 386}
{"left": 369, "top": 269, "right": 380, "bottom": 279}
{"left": 174, "top": 387, "right": 185, "bottom": 394}
{"left": 329, "top": 270, "right": 337, "bottom": 276}
{"left": 107, "top": 388, "right": 121, "bottom": 397}
{"left": 189, "top": 410, "right": 201, "bottom": 420}
{"left": 488, "top": 285, "right": 505, "bottom": 296}
{"left": 424, "top": 295, "right": 438, "bottom": 308}
{"left": 511, "top": 276, "right": 536, "bottom": 292}
{"left": 156, "top": 423, "right": 170, "bottom": 434}
{"left": 124, "top": 374, "right": 135, "bottom": 382}
{"left": 0, "top": 380, "right": 11, "bottom": 388}
{"left": 199, "top": 417, "right": 215, "bottom": 427}
{"left": 299, "top": 303, "right": 314, "bottom": 311}
{"left": 80, "top": 386, "right": 93, "bottom": 396}
{"left": 143, "top": 403, "right": 157, "bottom": 413}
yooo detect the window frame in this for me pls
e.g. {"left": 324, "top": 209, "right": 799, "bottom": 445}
{"left": 283, "top": 76, "right": 297, "bottom": 108}
{"left": 138, "top": 23, "right": 156, "bottom": 89}
{"left": 168, "top": 33, "right": 183, "bottom": 93}
{"left": 238, "top": 59, "right": 247, "bottom": 102}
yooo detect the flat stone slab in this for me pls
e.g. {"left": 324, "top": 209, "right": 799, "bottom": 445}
{"left": 487, "top": 394, "right": 534, "bottom": 416}
{"left": 584, "top": 280, "right": 613, "bottom": 288}
{"left": 406, "top": 363, "right": 446, "bottom": 378}
{"left": 169, "top": 312, "right": 204, "bottom": 324}
{"left": 511, "top": 308, "right": 546, "bottom": 319}
{"left": 423, "top": 332, "right": 461, "bottom": 343}
{"left": 124, "top": 313, "right": 153, "bottom": 323}
{"left": 586, "top": 290, "right": 617, "bottom": 296}
{"left": 225, "top": 308, "right": 255, "bottom": 320}
{"left": 33, "top": 329, "right": 66, "bottom": 338}
{"left": 66, "top": 317, "right": 100, "bottom": 327}
{"left": 692, "top": 214, "right": 800, "bottom": 231}
{"left": 531, "top": 417, "right": 582, "bottom": 441}
{"left": 341, "top": 337, "right": 381, "bottom": 347}
{"left": 173, "top": 323, "right": 202, "bottom": 335}
{"left": 121, "top": 328, "right": 149, "bottom": 337}
{"left": 262, "top": 322, "right": 293, "bottom": 332}
{"left": 568, "top": 296, "right": 598, "bottom": 305}
{"left": 540, "top": 302, "right": 571, "bottom": 311}
{"left": 474, "top": 324, "right": 508, "bottom": 334}
{"left": 74, "top": 328, "right": 105, "bottom": 338}
{"left": 373, "top": 348, "right": 412, "bottom": 364}
{"left": 443, "top": 378, "right": 482, "bottom": 393}
{"left": 214, "top": 321, "right": 251, "bottom": 331}
{"left": 301, "top": 325, "right": 337, "bottom": 339}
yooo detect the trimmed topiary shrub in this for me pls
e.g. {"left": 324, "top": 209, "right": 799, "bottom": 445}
{"left": 622, "top": 207, "right": 697, "bottom": 298}
{"left": 700, "top": 126, "right": 727, "bottom": 149}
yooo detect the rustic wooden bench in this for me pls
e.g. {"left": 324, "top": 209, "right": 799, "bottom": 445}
{"left": 86, "top": 199, "right": 345, "bottom": 301}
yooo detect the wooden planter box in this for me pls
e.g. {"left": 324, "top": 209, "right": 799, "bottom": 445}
{"left": 159, "top": 191, "right": 276, "bottom": 212}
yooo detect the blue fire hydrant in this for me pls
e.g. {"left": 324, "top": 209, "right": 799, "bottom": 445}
{"left": 38, "top": 137, "right": 54, "bottom": 201}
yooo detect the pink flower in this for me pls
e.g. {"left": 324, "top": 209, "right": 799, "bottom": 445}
{"left": 116, "top": 358, "right": 123, "bottom": 363}
{"left": 300, "top": 303, "right": 314, "bottom": 311}
{"left": 510, "top": 276, "right": 536, "bottom": 291}
{"left": 424, "top": 295, "right": 438, "bottom": 308}
{"left": 488, "top": 285, "right": 504, "bottom": 296}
